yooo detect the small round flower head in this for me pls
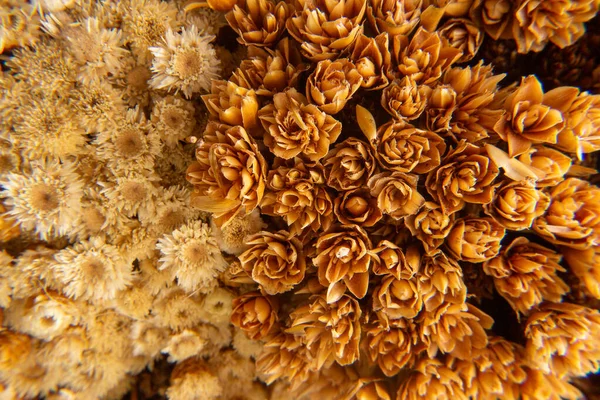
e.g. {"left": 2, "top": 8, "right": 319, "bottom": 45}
{"left": 99, "top": 171, "right": 160, "bottom": 218}
{"left": 141, "top": 185, "right": 203, "bottom": 234}
{"left": 63, "top": 17, "right": 128, "bottom": 83}
{"left": 167, "top": 358, "right": 222, "bottom": 400}
{"left": 157, "top": 220, "right": 227, "bottom": 293}
{"left": 154, "top": 142, "right": 196, "bottom": 187}
{"left": 161, "top": 324, "right": 231, "bottom": 362}
{"left": 150, "top": 95, "right": 197, "bottom": 147}
{"left": 199, "top": 287, "right": 235, "bottom": 326}
{"left": 233, "top": 328, "right": 264, "bottom": 359}
{"left": 72, "top": 80, "right": 125, "bottom": 133}
{"left": 0, "top": 159, "right": 84, "bottom": 240}
{"left": 211, "top": 209, "right": 266, "bottom": 256}
{"left": 151, "top": 288, "right": 205, "bottom": 331}
{"left": 52, "top": 236, "right": 134, "bottom": 302}
{"left": 109, "top": 55, "right": 152, "bottom": 108}
{"left": 95, "top": 107, "right": 161, "bottom": 174}
{"left": 182, "top": 6, "right": 228, "bottom": 36}
{"left": 0, "top": 1, "right": 42, "bottom": 53}
{"left": 130, "top": 321, "right": 169, "bottom": 358}
{"left": 149, "top": 25, "right": 220, "bottom": 98}
{"left": 113, "top": 282, "right": 153, "bottom": 320}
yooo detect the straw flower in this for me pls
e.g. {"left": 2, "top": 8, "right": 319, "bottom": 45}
{"left": 397, "top": 358, "right": 467, "bottom": 400}
{"left": 418, "top": 251, "right": 467, "bottom": 313}
{"left": 150, "top": 96, "right": 197, "bottom": 147}
{"left": 350, "top": 33, "right": 393, "bottom": 90}
{"left": 439, "top": 18, "right": 483, "bottom": 62}
{"left": 554, "top": 90, "right": 600, "bottom": 158}
{"left": 368, "top": 171, "right": 425, "bottom": 220}
{"left": 381, "top": 77, "right": 431, "bottom": 121}
{"left": 516, "top": 145, "right": 572, "bottom": 188}
{"left": 372, "top": 275, "right": 423, "bottom": 320}
{"left": 562, "top": 246, "right": 600, "bottom": 299}
{"left": 483, "top": 237, "right": 569, "bottom": 315}
{"left": 323, "top": 138, "right": 377, "bottom": 191}
{"left": 226, "top": 0, "right": 292, "bottom": 47}
{"left": 445, "top": 217, "right": 505, "bottom": 263}
{"left": 149, "top": 25, "right": 220, "bottom": 98}
{"left": 258, "top": 88, "right": 342, "bottom": 161}
{"left": 371, "top": 241, "right": 420, "bottom": 280}
{"left": 306, "top": 58, "right": 363, "bottom": 115}
{"left": 333, "top": 188, "right": 382, "bottom": 228}
{"left": 406, "top": 202, "right": 455, "bottom": 254}
{"left": 469, "top": 0, "right": 514, "bottom": 40}
{"left": 366, "top": 0, "right": 422, "bottom": 36}
{"left": 239, "top": 230, "right": 306, "bottom": 295}
{"left": 231, "top": 292, "right": 279, "bottom": 340}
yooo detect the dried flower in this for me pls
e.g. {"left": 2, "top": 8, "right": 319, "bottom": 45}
{"left": 149, "top": 26, "right": 220, "bottom": 98}
{"left": 307, "top": 58, "right": 363, "bottom": 115}
{"left": 469, "top": 0, "right": 514, "bottom": 40}
{"left": 533, "top": 177, "right": 600, "bottom": 250}
{"left": 418, "top": 251, "right": 467, "bottom": 313}
{"left": 368, "top": 171, "right": 425, "bottom": 220}
{"left": 167, "top": 358, "right": 222, "bottom": 400}
{"left": 484, "top": 179, "right": 550, "bottom": 230}
{"left": 333, "top": 189, "right": 382, "bottom": 228}
{"left": 151, "top": 95, "right": 197, "bottom": 147}
{"left": 406, "top": 202, "right": 455, "bottom": 254}
{"left": 372, "top": 275, "right": 423, "bottom": 320}
{"left": 371, "top": 241, "right": 420, "bottom": 280}
{"left": 554, "top": 90, "right": 600, "bottom": 158}
{"left": 239, "top": 230, "right": 306, "bottom": 295}
{"left": 323, "top": 138, "right": 377, "bottom": 191}
{"left": 258, "top": 88, "right": 342, "bottom": 161}
{"left": 483, "top": 237, "right": 569, "bottom": 315}
{"left": 426, "top": 141, "right": 499, "bottom": 214}
{"left": 445, "top": 217, "right": 505, "bottom": 263}
{"left": 203, "top": 80, "right": 259, "bottom": 131}
{"left": 349, "top": 33, "right": 393, "bottom": 90}
{"left": 439, "top": 18, "right": 483, "bottom": 62}
{"left": 425, "top": 84, "right": 457, "bottom": 132}
{"left": 397, "top": 358, "right": 467, "bottom": 400}
{"left": 231, "top": 292, "right": 279, "bottom": 340}
{"left": 381, "top": 77, "right": 431, "bottom": 121}
{"left": 367, "top": 0, "right": 422, "bottom": 36}
{"left": 226, "top": 0, "right": 292, "bottom": 47}
{"left": 517, "top": 145, "right": 572, "bottom": 188}
{"left": 562, "top": 246, "right": 600, "bottom": 299}
{"left": 314, "top": 224, "right": 373, "bottom": 303}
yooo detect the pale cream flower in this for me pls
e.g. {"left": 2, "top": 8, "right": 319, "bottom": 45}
{"left": 149, "top": 25, "right": 220, "bottom": 98}
{"left": 99, "top": 172, "right": 160, "bottom": 218}
{"left": 150, "top": 95, "right": 197, "bottom": 147}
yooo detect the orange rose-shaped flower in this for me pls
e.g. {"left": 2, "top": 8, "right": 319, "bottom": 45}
{"left": 439, "top": 18, "right": 483, "bottom": 63}
{"left": 406, "top": 201, "right": 455, "bottom": 254}
{"left": 555, "top": 90, "right": 600, "bottom": 157}
{"left": 483, "top": 237, "right": 569, "bottom": 315}
{"left": 258, "top": 88, "right": 342, "bottom": 161}
{"left": 307, "top": 58, "right": 363, "bottom": 115}
{"left": 323, "top": 138, "right": 377, "bottom": 191}
{"left": 381, "top": 77, "right": 431, "bottom": 121}
{"left": 231, "top": 291, "right": 279, "bottom": 340}
{"left": 333, "top": 188, "right": 382, "bottom": 227}
{"left": 368, "top": 171, "right": 425, "bottom": 220}
{"left": 372, "top": 275, "right": 423, "bottom": 320}
{"left": 484, "top": 179, "right": 550, "bottom": 230}
{"left": 470, "top": 0, "right": 514, "bottom": 40}
{"left": 314, "top": 224, "right": 373, "bottom": 303}
{"left": 418, "top": 251, "right": 467, "bottom": 313}
{"left": 202, "top": 80, "right": 259, "bottom": 131}
{"left": 187, "top": 123, "right": 267, "bottom": 226}
{"left": 445, "top": 217, "right": 505, "bottom": 263}
{"left": 239, "top": 230, "right": 306, "bottom": 295}
{"left": 397, "top": 358, "right": 466, "bottom": 400}
{"left": 517, "top": 145, "right": 571, "bottom": 188}
{"left": 226, "top": 0, "right": 292, "bottom": 47}
{"left": 350, "top": 33, "right": 393, "bottom": 90}
{"left": 426, "top": 141, "right": 499, "bottom": 214}
{"left": 367, "top": 0, "right": 422, "bottom": 36}
{"left": 371, "top": 241, "right": 421, "bottom": 280}
{"left": 533, "top": 177, "right": 600, "bottom": 249}
{"left": 371, "top": 121, "right": 446, "bottom": 174}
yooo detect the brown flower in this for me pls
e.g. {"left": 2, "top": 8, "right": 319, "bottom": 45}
{"left": 426, "top": 141, "right": 499, "bottom": 214}
{"left": 493, "top": 75, "right": 567, "bottom": 157}
{"left": 314, "top": 224, "right": 372, "bottom": 302}
{"left": 483, "top": 237, "right": 569, "bottom": 315}
{"left": 381, "top": 77, "right": 431, "bottom": 121}
{"left": 425, "top": 84, "right": 457, "bottom": 132}
{"left": 371, "top": 241, "right": 421, "bottom": 280}
{"left": 323, "top": 138, "right": 377, "bottom": 191}
{"left": 370, "top": 121, "right": 446, "bottom": 174}
{"left": 406, "top": 202, "right": 455, "bottom": 254}
{"left": 469, "top": 0, "right": 514, "bottom": 40}
{"left": 426, "top": 0, "right": 474, "bottom": 17}
{"left": 397, "top": 358, "right": 468, "bottom": 400}
{"left": 524, "top": 302, "right": 600, "bottom": 378}
{"left": 367, "top": 0, "right": 422, "bottom": 36}
{"left": 533, "top": 178, "right": 600, "bottom": 250}
{"left": 372, "top": 275, "right": 423, "bottom": 320}
{"left": 394, "top": 27, "right": 463, "bottom": 85}
{"left": 350, "top": 33, "right": 393, "bottom": 90}
{"left": 202, "top": 80, "right": 259, "bottom": 131}
{"left": 306, "top": 58, "right": 363, "bottom": 115}
{"left": 554, "top": 90, "right": 600, "bottom": 157}
{"left": 517, "top": 145, "right": 572, "bottom": 188}
{"left": 226, "top": 0, "right": 292, "bottom": 47}
{"left": 484, "top": 179, "right": 550, "bottom": 230}
{"left": 445, "top": 217, "right": 505, "bottom": 263}
{"left": 439, "top": 18, "right": 483, "bottom": 63}
{"left": 187, "top": 123, "right": 267, "bottom": 226}
{"left": 288, "top": 294, "right": 362, "bottom": 368}
{"left": 231, "top": 291, "right": 279, "bottom": 340}
{"left": 353, "top": 380, "right": 391, "bottom": 400}
{"left": 258, "top": 88, "right": 342, "bottom": 161}
{"left": 562, "top": 246, "right": 600, "bottom": 299}
{"left": 260, "top": 159, "right": 333, "bottom": 235}
{"left": 333, "top": 189, "right": 382, "bottom": 228}
{"left": 239, "top": 230, "right": 306, "bottom": 295}
{"left": 418, "top": 251, "right": 467, "bottom": 313}
{"left": 365, "top": 317, "right": 423, "bottom": 376}
{"left": 287, "top": 0, "right": 366, "bottom": 61}
{"left": 518, "top": 369, "right": 582, "bottom": 400}
{"left": 368, "top": 171, "right": 425, "bottom": 220}
{"left": 419, "top": 303, "right": 493, "bottom": 360}
{"left": 257, "top": 333, "right": 311, "bottom": 385}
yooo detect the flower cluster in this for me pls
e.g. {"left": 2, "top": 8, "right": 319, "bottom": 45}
{"left": 187, "top": 0, "right": 600, "bottom": 399}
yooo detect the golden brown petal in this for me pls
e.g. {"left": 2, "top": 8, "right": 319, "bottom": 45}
{"left": 445, "top": 217, "right": 505, "bottom": 263}
{"left": 371, "top": 241, "right": 420, "bottom": 280}
{"left": 323, "top": 138, "right": 377, "bottom": 191}
{"left": 333, "top": 188, "right": 382, "bottom": 228}
{"left": 555, "top": 91, "right": 600, "bottom": 158}
{"left": 226, "top": 0, "right": 292, "bottom": 47}
{"left": 418, "top": 251, "right": 467, "bottom": 313}
{"left": 469, "top": 0, "right": 514, "bottom": 40}
{"left": 231, "top": 291, "right": 279, "bottom": 340}
{"left": 366, "top": 0, "right": 423, "bottom": 36}
{"left": 517, "top": 145, "right": 572, "bottom": 188}
{"left": 381, "top": 77, "right": 431, "bottom": 121}
{"left": 202, "top": 80, "right": 259, "bottom": 131}
{"left": 562, "top": 246, "right": 600, "bottom": 299}
{"left": 439, "top": 18, "right": 483, "bottom": 63}
{"left": 406, "top": 202, "right": 455, "bottom": 254}
{"left": 350, "top": 33, "right": 393, "bottom": 90}
{"left": 307, "top": 58, "right": 363, "bottom": 115}
{"left": 368, "top": 171, "right": 425, "bottom": 220}
{"left": 372, "top": 274, "right": 423, "bottom": 321}
{"left": 397, "top": 358, "right": 468, "bottom": 400}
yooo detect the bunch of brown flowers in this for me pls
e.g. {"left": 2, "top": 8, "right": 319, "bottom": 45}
{"left": 187, "top": 0, "right": 600, "bottom": 399}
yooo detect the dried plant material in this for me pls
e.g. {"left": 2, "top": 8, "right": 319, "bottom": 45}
{"left": 231, "top": 291, "right": 279, "bottom": 340}
{"left": 256, "top": 333, "right": 311, "bottom": 386}
{"left": 367, "top": 0, "right": 422, "bottom": 36}
{"left": 212, "top": 209, "right": 266, "bottom": 256}
{"left": 426, "top": 141, "right": 499, "bottom": 214}
{"left": 334, "top": 189, "right": 382, "bottom": 228}
{"left": 469, "top": 0, "right": 514, "bottom": 40}
{"left": 418, "top": 251, "right": 467, "bottom": 312}
{"left": 261, "top": 159, "right": 333, "bottom": 235}
{"left": 397, "top": 358, "right": 467, "bottom": 400}
{"left": 149, "top": 26, "right": 220, "bottom": 98}
{"left": 226, "top": 0, "right": 292, "bottom": 47}
{"left": 381, "top": 77, "right": 431, "bottom": 121}
{"left": 307, "top": 58, "right": 363, "bottom": 115}
{"left": 239, "top": 230, "right": 306, "bottom": 295}
{"left": 356, "top": 104, "right": 378, "bottom": 142}
{"left": 352, "top": 380, "right": 391, "bottom": 400}
{"left": 372, "top": 121, "right": 446, "bottom": 174}
{"left": 406, "top": 202, "right": 455, "bottom": 254}
{"left": 524, "top": 302, "right": 600, "bottom": 378}
{"left": 258, "top": 88, "right": 342, "bottom": 161}
{"left": 533, "top": 178, "right": 600, "bottom": 250}
{"left": 445, "top": 217, "right": 505, "bottom": 263}
{"left": 372, "top": 275, "right": 423, "bottom": 320}
{"left": 425, "top": 84, "right": 457, "bottom": 132}
{"left": 554, "top": 90, "right": 600, "bottom": 158}
{"left": 288, "top": 294, "right": 362, "bottom": 369}
{"left": 484, "top": 143, "right": 545, "bottom": 182}
{"left": 151, "top": 95, "right": 197, "bottom": 147}
{"left": 517, "top": 145, "right": 572, "bottom": 187}
{"left": 562, "top": 246, "right": 600, "bottom": 299}
{"left": 167, "top": 358, "right": 223, "bottom": 400}
{"left": 371, "top": 241, "right": 420, "bottom": 279}
{"left": 439, "top": 18, "right": 483, "bottom": 62}
{"left": 483, "top": 179, "right": 550, "bottom": 230}
{"left": 368, "top": 171, "right": 425, "bottom": 220}
{"left": 287, "top": 0, "right": 366, "bottom": 61}
{"left": 203, "top": 80, "right": 259, "bottom": 130}
{"left": 187, "top": 123, "right": 267, "bottom": 226}
{"left": 323, "top": 138, "right": 377, "bottom": 191}
{"left": 314, "top": 224, "right": 372, "bottom": 302}
{"left": 483, "top": 237, "right": 569, "bottom": 315}
{"left": 350, "top": 33, "right": 393, "bottom": 90}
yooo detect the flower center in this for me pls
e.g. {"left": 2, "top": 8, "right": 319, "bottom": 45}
{"left": 29, "top": 184, "right": 60, "bottom": 212}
